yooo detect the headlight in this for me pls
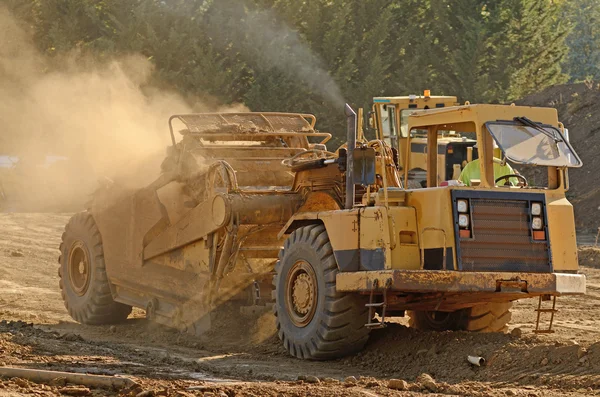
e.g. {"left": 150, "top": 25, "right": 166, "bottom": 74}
{"left": 457, "top": 199, "right": 469, "bottom": 213}
{"left": 532, "top": 216, "right": 543, "bottom": 230}
{"left": 531, "top": 202, "right": 542, "bottom": 216}
{"left": 458, "top": 214, "right": 470, "bottom": 228}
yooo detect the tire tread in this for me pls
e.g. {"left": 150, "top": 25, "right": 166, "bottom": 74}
{"left": 59, "top": 212, "right": 131, "bottom": 325}
{"left": 273, "top": 225, "right": 370, "bottom": 360}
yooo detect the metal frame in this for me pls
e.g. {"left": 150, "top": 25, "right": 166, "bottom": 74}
{"left": 168, "top": 112, "right": 322, "bottom": 146}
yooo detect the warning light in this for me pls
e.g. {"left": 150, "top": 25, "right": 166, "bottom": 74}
{"left": 424, "top": 89, "right": 431, "bottom": 98}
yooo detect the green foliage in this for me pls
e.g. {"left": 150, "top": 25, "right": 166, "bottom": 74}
{"left": 563, "top": 0, "right": 600, "bottom": 82}
{"left": 0, "top": 0, "right": 579, "bottom": 141}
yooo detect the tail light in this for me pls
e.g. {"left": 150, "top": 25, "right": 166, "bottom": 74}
{"left": 457, "top": 199, "right": 471, "bottom": 238}
{"left": 530, "top": 202, "right": 546, "bottom": 240}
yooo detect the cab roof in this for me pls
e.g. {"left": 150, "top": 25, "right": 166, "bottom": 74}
{"left": 373, "top": 95, "right": 458, "bottom": 105}
{"left": 406, "top": 104, "right": 559, "bottom": 132}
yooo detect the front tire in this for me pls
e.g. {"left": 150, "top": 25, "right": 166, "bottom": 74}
{"left": 273, "top": 225, "right": 370, "bottom": 360}
{"left": 408, "top": 302, "right": 512, "bottom": 333}
{"left": 58, "top": 212, "right": 131, "bottom": 324}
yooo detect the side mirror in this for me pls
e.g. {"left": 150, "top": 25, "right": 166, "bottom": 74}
{"left": 353, "top": 147, "right": 376, "bottom": 186}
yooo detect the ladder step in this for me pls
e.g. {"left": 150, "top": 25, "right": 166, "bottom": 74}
{"left": 533, "top": 330, "right": 555, "bottom": 334}
{"left": 535, "top": 309, "right": 558, "bottom": 313}
{"left": 365, "top": 303, "right": 385, "bottom": 308}
{"left": 365, "top": 322, "right": 386, "bottom": 329}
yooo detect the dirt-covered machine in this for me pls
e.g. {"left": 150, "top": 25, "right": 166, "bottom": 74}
{"left": 59, "top": 105, "right": 586, "bottom": 360}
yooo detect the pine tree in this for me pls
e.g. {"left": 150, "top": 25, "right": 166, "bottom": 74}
{"left": 563, "top": 0, "right": 600, "bottom": 81}
{"left": 497, "top": 0, "right": 569, "bottom": 100}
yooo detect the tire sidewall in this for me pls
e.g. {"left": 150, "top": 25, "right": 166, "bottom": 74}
{"left": 60, "top": 217, "right": 101, "bottom": 313}
{"left": 276, "top": 238, "right": 330, "bottom": 345}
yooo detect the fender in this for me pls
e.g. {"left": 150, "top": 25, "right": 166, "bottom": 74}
{"left": 278, "top": 209, "right": 385, "bottom": 272}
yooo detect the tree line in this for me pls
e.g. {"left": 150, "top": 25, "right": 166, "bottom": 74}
{"left": 2, "top": 0, "right": 599, "bottom": 140}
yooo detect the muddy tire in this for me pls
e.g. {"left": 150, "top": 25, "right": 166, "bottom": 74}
{"left": 58, "top": 212, "right": 131, "bottom": 324}
{"left": 273, "top": 225, "right": 370, "bottom": 360}
{"left": 408, "top": 302, "right": 512, "bottom": 333}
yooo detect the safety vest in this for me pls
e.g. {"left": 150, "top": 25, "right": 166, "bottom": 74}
{"left": 459, "top": 159, "right": 517, "bottom": 186}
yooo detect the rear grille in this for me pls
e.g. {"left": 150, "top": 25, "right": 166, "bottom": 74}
{"left": 458, "top": 198, "right": 550, "bottom": 272}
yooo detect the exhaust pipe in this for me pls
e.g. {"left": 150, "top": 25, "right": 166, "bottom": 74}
{"left": 345, "top": 104, "right": 356, "bottom": 209}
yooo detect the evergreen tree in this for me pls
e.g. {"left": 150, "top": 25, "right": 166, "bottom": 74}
{"left": 563, "top": 0, "right": 600, "bottom": 81}
{"left": 497, "top": 0, "right": 569, "bottom": 100}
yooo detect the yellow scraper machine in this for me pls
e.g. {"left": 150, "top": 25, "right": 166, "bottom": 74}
{"left": 59, "top": 103, "right": 585, "bottom": 361}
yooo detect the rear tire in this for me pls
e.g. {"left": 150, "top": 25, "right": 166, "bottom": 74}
{"left": 408, "top": 302, "right": 512, "bottom": 333}
{"left": 465, "top": 302, "right": 512, "bottom": 332}
{"left": 58, "top": 212, "right": 131, "bottom": 324}
{"left": 273, "top": 225, "right": 370, "bottom": 360}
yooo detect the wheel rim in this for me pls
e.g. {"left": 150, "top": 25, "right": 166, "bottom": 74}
{"left": 68, "top": 240, "right": 91, "bottom": 296}
{"left": 285, "top": 260, "right": 318, "bottom": 327}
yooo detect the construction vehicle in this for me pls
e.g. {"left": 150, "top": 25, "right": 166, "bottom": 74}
{"left": 370, "top": 91, "right": 477, "bottom": 187}
{"left": 59, "top": 105, "right": 585, "bottom": 360}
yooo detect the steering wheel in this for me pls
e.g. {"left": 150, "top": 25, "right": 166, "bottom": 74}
{"left": 495, "top": 174, "right": 528, "bottom": 187}
{"left": 281, "top": 149, "right": 337, "bottom": 168}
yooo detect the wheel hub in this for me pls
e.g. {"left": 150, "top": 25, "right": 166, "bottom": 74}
{"left": 68, "top": 240, "right": 91, "bottom": 296}
{"left": 285, "top": 260, "right": 317, "bottom": 327}
{"left": 292, "top": 273, "right": 314, "bottom": 314}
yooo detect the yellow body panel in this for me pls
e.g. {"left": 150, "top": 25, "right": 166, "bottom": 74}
{"left": 405, "top": 187, "right": 455, "bottom": 254}
{"left": 546, "top": 194, "right": 578, "bottom": 271}
{"left": 388, "top": 206, "right": 420, "bottom": 270}
{"left": 408, "top": 104, "right": 560, "bottom": 129}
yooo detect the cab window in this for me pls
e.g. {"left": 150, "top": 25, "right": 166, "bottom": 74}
{"left": 379, "top": 104, "right": 398, "bottom": 149}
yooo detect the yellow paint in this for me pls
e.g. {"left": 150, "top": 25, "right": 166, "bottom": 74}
{"left": 388, "top": 206, "right": 420, "bottom": 270}
{"left": 546, "top": 195, "right": 578, "bottom": 271}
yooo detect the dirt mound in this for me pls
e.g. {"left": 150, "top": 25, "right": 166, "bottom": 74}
{"left": 578, "top": 246, "right": 600, "bottom": 268}
{"left": 517, "top": 83, "right": 600, "bottom": 231}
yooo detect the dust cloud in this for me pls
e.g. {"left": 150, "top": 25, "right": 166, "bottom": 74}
{"left": 0, "top": 8, "right": 243, "bottom": 212}
{"left": 207, "top": 4, "right": 346, "bottom": 108}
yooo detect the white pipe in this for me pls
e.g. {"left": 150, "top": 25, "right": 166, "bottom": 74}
{"left": 0, "top": 367, "right": 136, "bottom": 389}
{"left": 467, "top": 356, "right": 486, "bottom": 366}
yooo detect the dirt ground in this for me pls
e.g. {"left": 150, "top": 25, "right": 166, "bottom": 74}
{"left": 1, "top": 213, "right": 600, "bottom": 397}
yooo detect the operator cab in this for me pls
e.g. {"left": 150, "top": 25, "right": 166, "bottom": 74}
{"left": 404, "top": 104, "right": 581, "bottom": 190}
{"left": 371, "top": 91, "right": 477, "bottom": 187}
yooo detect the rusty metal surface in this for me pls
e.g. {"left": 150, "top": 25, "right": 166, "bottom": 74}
{"left": 168, "top": 113, "right": 329, "bottom": 146}
{"left": 175, "top": 113, "right": 316, "bottom": 133}
{"left": 335, "top": 269, "right": 586, "bottom": 295}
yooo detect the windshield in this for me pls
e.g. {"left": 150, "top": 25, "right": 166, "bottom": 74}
{"left": 400, "top": 109, "right": 411, "bottom": 137}
{"left": 485, "top": 121, "right": 581, "bottom": 168}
